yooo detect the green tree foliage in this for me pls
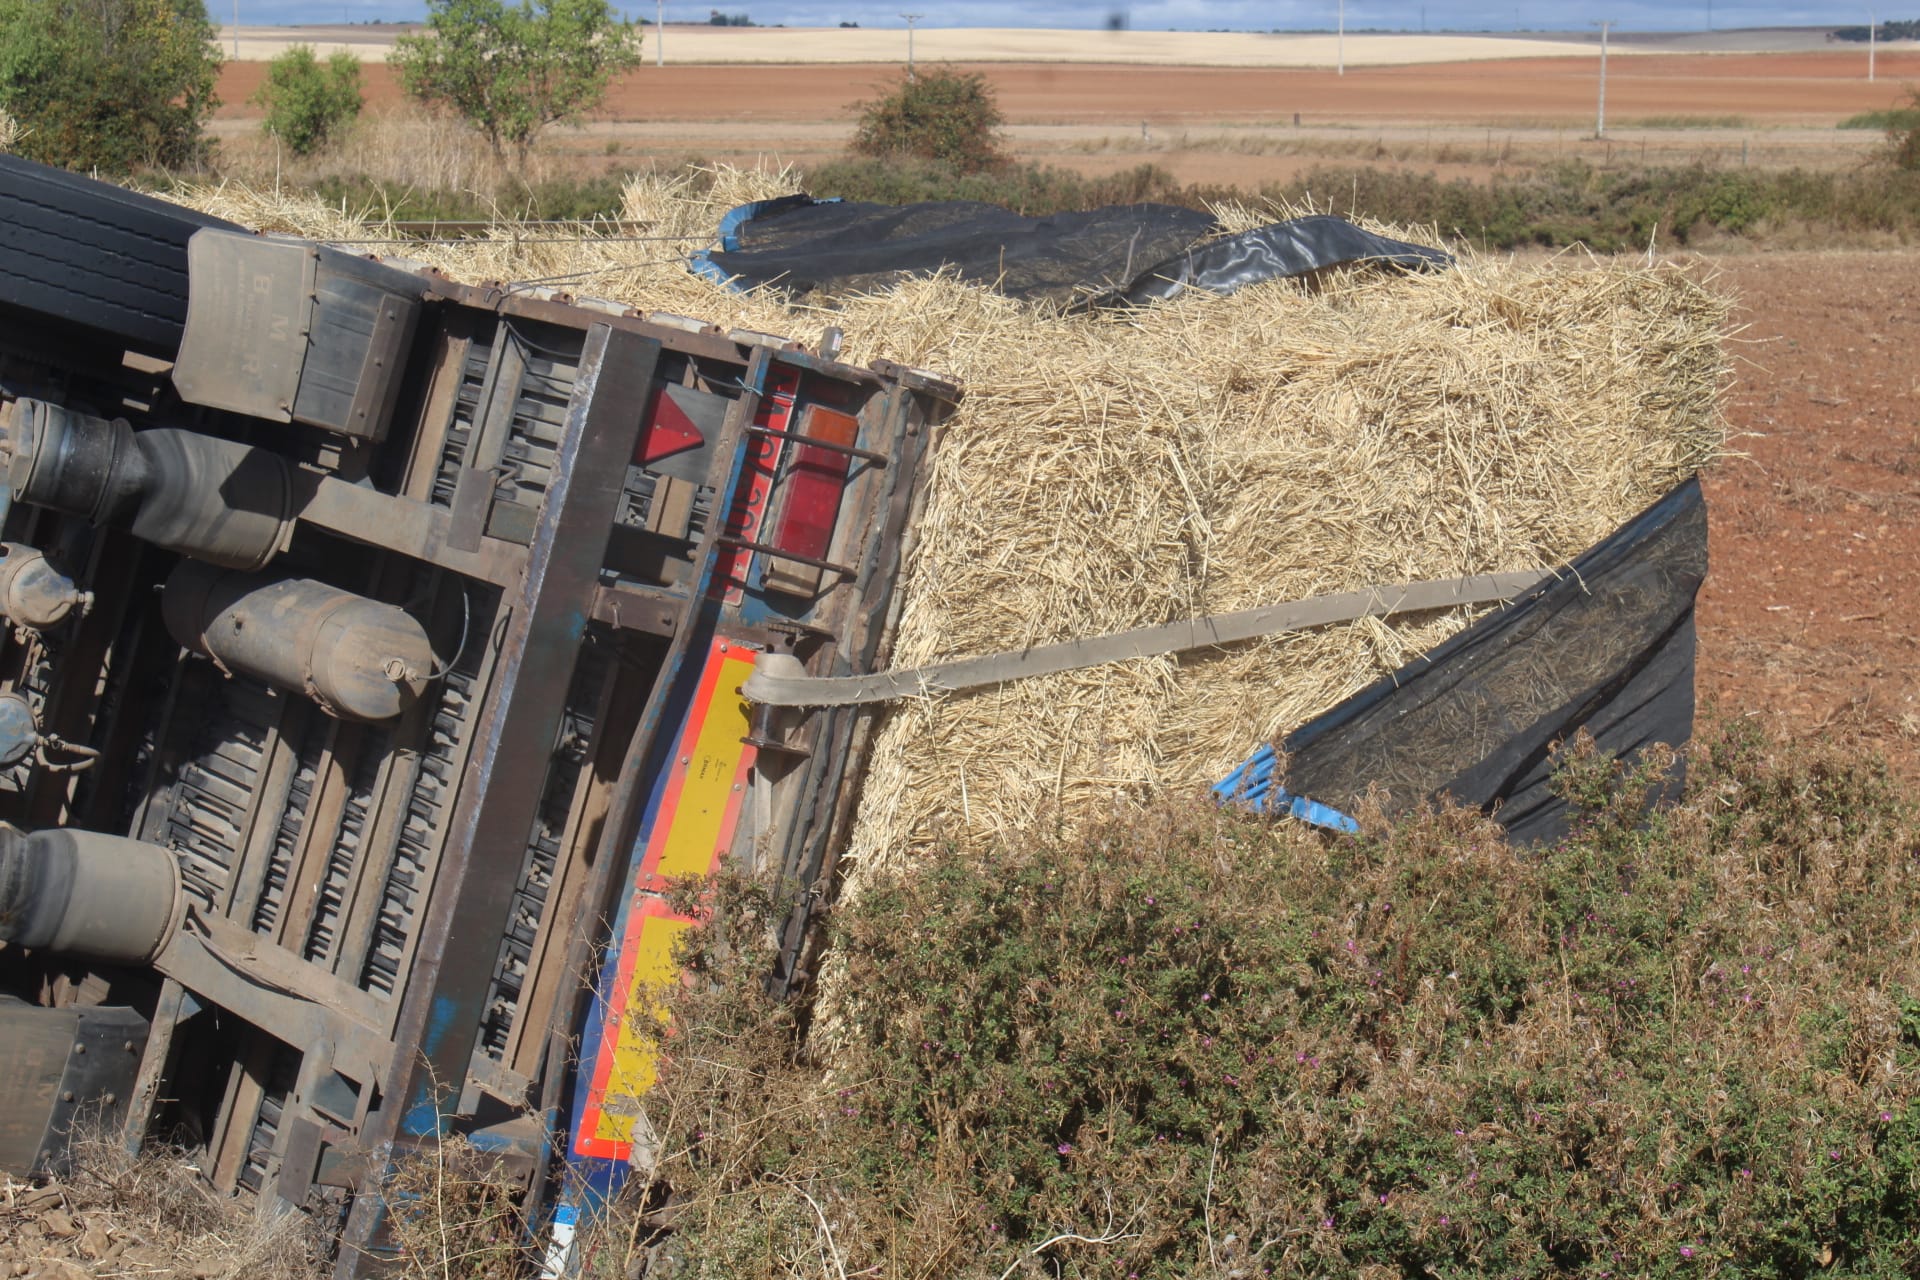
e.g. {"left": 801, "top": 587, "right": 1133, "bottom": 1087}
{"left": 0, "top": 0, "right": 220, "bottom": 173}
{"left": 1833, "top": 19, "right": 1920, "bottom": 41}
{"left": 252, "top": 45, "right": 363, "bottom": 156}
{"left": 391, "top": 0, "right": 643, "bottom": 162}
{"left": 851, "top": 65, "right": 1008, "bottom": 174}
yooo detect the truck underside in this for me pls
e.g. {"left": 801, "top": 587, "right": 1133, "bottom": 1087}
{"left": 0, "top": 155, "right": 957, "bottom": 1273}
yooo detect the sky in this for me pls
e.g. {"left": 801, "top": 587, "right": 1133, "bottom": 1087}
{"left": 259, "top": 1, "right": 1877, "bottom": 34}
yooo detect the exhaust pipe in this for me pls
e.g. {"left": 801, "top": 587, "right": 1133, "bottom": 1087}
{"left": 0, "top": 827, "right": 180, "bottom": 965}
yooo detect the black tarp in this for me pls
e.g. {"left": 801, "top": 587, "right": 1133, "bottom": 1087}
{"left": 1270, "top": 478, "right": 1707, "bottom": 846}
{"left": 1121, "top": 214, "right": 1453, "bottom": 305}
{"left": 692, "top": 197, "right": 1450, "bottom": 307}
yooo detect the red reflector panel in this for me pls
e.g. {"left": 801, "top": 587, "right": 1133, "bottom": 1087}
{"left": 771, "top": 404, "right": 857, "bottom": 564}
{"left": 635, "top": 382, "right": 707, "bottom": 466}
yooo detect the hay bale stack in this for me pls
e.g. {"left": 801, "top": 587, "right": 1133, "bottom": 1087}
{"left": 164, "top": 172, "right": 1729, "bottom": 883}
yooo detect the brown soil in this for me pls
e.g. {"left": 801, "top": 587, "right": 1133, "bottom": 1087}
{"left": 215, "top": 50, "right": 1920, "bottom": 127}
{"left": 1695, "top": 249, "right": 1920, "bottom": 769}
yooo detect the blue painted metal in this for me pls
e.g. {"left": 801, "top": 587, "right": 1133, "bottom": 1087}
{"left": 1213, "top": 744, "right": 1359, "bottom": 834}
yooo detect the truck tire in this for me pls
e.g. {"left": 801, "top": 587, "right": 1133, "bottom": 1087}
{"left": 0, "top": 154, "right": 241, "bottom": 358}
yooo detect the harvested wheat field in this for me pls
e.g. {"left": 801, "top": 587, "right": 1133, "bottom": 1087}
{"left": 171, "top": 172, "right": 1728, "bottom": 891}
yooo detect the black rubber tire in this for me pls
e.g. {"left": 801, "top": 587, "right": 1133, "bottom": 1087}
{"left": 0, "top": 154, "right": 241, "bottom": 358}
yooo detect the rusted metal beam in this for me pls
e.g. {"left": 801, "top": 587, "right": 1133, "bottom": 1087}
{"left": 336, "top": 323, "right": 660, "bottom": 1274}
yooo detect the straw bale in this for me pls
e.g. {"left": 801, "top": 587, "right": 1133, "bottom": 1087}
{"left": 160, "top": 171, "right": 1729, "bottom": 885}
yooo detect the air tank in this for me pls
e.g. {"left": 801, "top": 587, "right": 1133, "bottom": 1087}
{"left": 0, "top": 826, "right": 180, "bottom": 965}
{"left": 162, "top": 560, "right": 435, "bottom": 722}
{"left": 0, "top": 544, "right": 88, "bottom": 630}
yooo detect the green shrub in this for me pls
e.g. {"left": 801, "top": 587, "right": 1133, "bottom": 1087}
{"left": 252, "top": 45, "right": 363, "bottom": 157}
{"left": 850, "top": 66, "right": 1009, "bottom": 174}
{"left": 0, "top": 0, "right": 220, "bottom": 173}
{"left": 616, "top": 723, "right": 1920, "bottom": 1279}
{"left": 1839, "top": 105, "right": 1920, "bottom": 130}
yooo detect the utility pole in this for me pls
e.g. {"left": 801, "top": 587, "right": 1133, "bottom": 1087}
{"left": 655, "top": 0, "right": 664, "bottom": 67}
{"left": 232, "top": 0, "right": 239, "bottom": 59}
{"left": 901, "top": 13, "right": 923, "bottom": 82}
{"left": 1593, "top": 19, "right": 1613, "bottom": 139}
{"left": 1337, "top": 0, "right": 1344, "bottom": 76}
{"left": 1869, "top": 10, "right": 1877, "bottom": 82}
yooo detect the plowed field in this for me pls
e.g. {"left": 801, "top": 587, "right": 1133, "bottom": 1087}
{"left": 1697, "top": 250, "right": 1920, "bottom": 769}
{"left": 215, "top": 50, "right": 1920, "bottom": 127}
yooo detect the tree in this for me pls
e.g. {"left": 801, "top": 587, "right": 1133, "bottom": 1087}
{"left": 851, "top": 66, "right": 1007, "bottom": 174}
{"left": 391, "top": 0, "right": 643, "bottom": 163}
{"left": 0, "top": 0, "right": 221, "bottom": 173}
{"left": 253, "top": 45, "right": 363, "bottom": 156}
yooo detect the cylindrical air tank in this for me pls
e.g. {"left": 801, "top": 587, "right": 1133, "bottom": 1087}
{"left": 162, "top": 560, "right": 436, "bottom": 722}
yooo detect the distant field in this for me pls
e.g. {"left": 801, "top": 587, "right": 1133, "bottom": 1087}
{"left": 217, "top": 23, "right": 1910, "bottom": 67}
{"left": 215, "top": 49, "right": 1920, "bottom": 128}
{"left": 210, "top": 31, "right": 1918, "bottom": 189}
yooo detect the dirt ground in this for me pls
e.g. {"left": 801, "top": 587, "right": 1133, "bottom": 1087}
{"left": 216, "top": 51, "right": 1920, "bottom": 129}
{"left": 1693, "top": 249, "right": 1920, "bottom": 770}
{"left": 210, "top": 47, "right": 1918, "bottom": 186}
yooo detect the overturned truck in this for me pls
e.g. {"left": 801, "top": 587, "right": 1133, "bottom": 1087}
{"left": 0, "top": 157, "right": 956, "bottom": 1271}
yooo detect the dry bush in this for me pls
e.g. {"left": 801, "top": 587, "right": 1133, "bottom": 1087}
{"left": 375, "top": 1134, "right": 530, "bottom": 1279}
{"left": 620, "top": 723, "right": 1920, "bottom": 1279}
{"left": 216, "top": 103, "right": 513, "bottom": 196}
{"left": 0, "top": 1132, "right": 323, "bottom": 1279}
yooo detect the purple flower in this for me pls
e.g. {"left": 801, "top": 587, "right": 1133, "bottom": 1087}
{"left": 1201, "top": 993, "right": 1212, "bottom": 1002}
{"left": 1056, "top": 1142, "right": 1074, "bottom": 1155}
{"left": 1680, "top": 1247, "right": 1694, "bottom": 1260}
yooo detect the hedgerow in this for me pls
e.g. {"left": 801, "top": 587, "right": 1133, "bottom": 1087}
{"left": 592, "top": 723, "right": 1920, "bottom": 1279}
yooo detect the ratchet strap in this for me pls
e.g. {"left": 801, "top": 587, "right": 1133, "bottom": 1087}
{"left": 742, "top": 568, "right": 1556, "bottom": 708}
